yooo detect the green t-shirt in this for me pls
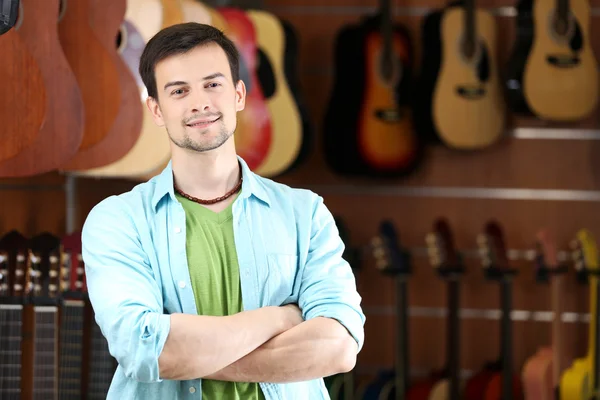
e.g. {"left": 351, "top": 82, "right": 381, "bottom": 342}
{"left": 176, "top": 192, "right": 265, "bottom": 400}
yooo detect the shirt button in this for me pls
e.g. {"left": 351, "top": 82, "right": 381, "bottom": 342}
{"left": 174, "top": 227, "right": 181, "bottom": 234}
{"left": 179, "top": 281, "right": 186, "bottom": 289}
{"left": 189, "top": 386, "right": 196, "bottom": 394}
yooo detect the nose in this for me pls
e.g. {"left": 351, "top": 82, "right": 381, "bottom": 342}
{"left": 189, "top": 89, "right": 211, "bottom": 114}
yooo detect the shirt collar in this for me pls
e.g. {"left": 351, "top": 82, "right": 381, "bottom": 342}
{"left": 152, "top": 156, "right": 271, "bottom": 211}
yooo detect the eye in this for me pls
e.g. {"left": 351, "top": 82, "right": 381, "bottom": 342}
{"left": 171, "top": 88, "right": 187, "bottom": 96}
{"left": 207, "top": 82, "right": 220, "bottom": 88}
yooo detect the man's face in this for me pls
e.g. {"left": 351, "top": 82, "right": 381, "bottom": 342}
{"left": 147, "top": 42, "right": 245, "bottom": 153}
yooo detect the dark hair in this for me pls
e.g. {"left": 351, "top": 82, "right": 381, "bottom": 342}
{"left": 139, "top": 22, "right": 240, "bottom": 100}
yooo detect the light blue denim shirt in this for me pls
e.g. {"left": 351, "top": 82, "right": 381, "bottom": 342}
{"left": 81, "top": 156, "right": 366, "bottom": 400}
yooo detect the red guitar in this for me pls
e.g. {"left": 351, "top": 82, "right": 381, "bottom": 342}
{"left": 217, "top": 7, "right": 272, "bottom": 171}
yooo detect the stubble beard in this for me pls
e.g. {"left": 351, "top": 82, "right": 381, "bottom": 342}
{"left": 168, "top": 120, "right": 233, "bottom": 153}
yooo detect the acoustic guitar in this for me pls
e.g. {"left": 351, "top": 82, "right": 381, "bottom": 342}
{"left": 61, "top": 0, "right": 143, "bottom": 170}
{"left": 505, "top": 0, "right": 598, "bottom": 121}
{"left": 0, "top": 0, "right": 46, "bottom": 164}
{"left": 521, "top": 229, "right": 567, "bottom": 400}
{"left": 560, "top": 229, "right": 600, "bottom": 399}
{"left": 0, "top": 230, "right": 30, "bottom": 399}
{"left": 218, "top": 6, "right": 272, "bottom": 171}
{"left": 425, "top": 218, "right": 465, "bottom": 400}
{"left": 324, "top": 0, "right": 419, "bottom": 177}
{"left": 472, "top": 221, "right": 524, "bottom": 400}
{"left": 414, "top": 0, "right": 505, "bottom": 150}
{"left": 72, "top": 0, "right": 183, "bottom": 179}
{"left": 247, "top": 9, "right": 304, "bottom": 178}
{"left": 0, "top": 0, "right": 84, "bottom": 177}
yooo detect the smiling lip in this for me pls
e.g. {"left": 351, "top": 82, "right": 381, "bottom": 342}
{"left": 186, "top": 116, "right": 220, "bottom": 128}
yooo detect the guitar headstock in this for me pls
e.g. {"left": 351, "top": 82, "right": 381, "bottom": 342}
{"left": 371, "top": 220, "right": 411, "bottom": 276}
{"left": 61, "top": 231, "right": 87, "bottom": 299}
{"left": 477, "top": 221, "right": 518, "bottom": 280}
{"left": 28, "top": 232, "right": 62, "bottom": 304}
{"left": 570, "top": 229, "right": 598, "bottom": 283}
{"left": 0, "top": 0, "right": 20, "bottom": 35}
{"left": 534, "top": 229, "right": 567, "bottom": 282}
{"left": 425, "top": 218, "right": 464, "bottom": 279}
{"left": 0, "top": 230, "right": 31, "bottom": 302}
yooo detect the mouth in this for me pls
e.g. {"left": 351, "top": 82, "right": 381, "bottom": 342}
{"left": 186, "top": 116, "right": 220, "bottom": 128}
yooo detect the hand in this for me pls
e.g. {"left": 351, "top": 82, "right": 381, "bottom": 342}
{"left": 280, "top": 303, "right": 304, "bottom": 331}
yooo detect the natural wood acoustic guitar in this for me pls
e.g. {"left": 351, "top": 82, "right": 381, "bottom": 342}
{"left": 61, "top": 0, "right": 143, "bottom": 170}
{"left": 72, "top": 0, "right": 184, "bottom": 180}
{"left": 414, "top": 0, "right": 505, "bottom": 150}
{"left": 505, "top": 0, "right": 598, "bottom": 121}
{"left": 0, "top": 0, "right": 47, "bottom": 164}
{"left": 0, "top": 0, "right": 84, "bottom": 177}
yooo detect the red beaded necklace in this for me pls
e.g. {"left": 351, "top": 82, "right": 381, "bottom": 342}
{"left": 174, "top": 173, "right": 243, "bottom": 205}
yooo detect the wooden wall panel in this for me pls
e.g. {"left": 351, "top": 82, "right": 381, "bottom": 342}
{"left": 2, "top": 0, "right": 600, "bottom": 388}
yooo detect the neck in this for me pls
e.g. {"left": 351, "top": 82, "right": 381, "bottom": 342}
{"left": 172, "top": 148, "right": 241, "bottom": 202}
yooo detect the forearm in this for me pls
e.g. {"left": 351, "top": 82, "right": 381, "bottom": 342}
{"left": 158, "top": 306, "right": 287, "bottom": 380}
{"left": 204, "top": 317, "right": 358, "bottom": 383}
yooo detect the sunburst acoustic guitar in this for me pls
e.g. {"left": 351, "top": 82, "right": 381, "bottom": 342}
{"left": 505, "top": 0, "right": 598, "bottom": 121}
{"left": 414, "top": 0, "right": 505, "bottom": 150}
{"left": 560, "top": 229, "right": 600, "bottom": 399}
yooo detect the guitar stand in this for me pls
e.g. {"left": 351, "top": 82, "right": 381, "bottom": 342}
{"left": 535, "top": 263, "right": 569, "bottom": 283}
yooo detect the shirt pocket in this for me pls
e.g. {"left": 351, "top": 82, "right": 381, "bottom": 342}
{"left": 264, "top": 253, "right": 299, "bottom": 306}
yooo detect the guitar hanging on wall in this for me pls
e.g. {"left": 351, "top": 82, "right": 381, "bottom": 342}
{"left": 323, "top": 0, "right": 420, "bottom": 178}
{"left": 505, "top": 0, "right": 598, "bottom": 121}
{"left": 414, "top": 0, "right": 505, "bottom": 150}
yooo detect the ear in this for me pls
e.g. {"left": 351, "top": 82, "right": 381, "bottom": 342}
{"left": 146, "top": 96, "right": 165, "bottom": 127}
{"left": 235, "top": 79, "right": 246, "bottom": 112}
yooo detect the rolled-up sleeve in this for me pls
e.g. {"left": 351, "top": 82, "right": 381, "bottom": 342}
{"left": 82, "top": 196, "right": 171, "bottom": 383}
{"left": 298, "top": 195, "right": 366, "bottom": 353}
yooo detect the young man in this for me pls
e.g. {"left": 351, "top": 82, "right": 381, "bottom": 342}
{"left": 81, "top": 22, "right": 365, "bottom": 399}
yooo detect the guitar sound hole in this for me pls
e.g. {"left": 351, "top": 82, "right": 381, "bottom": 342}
{"left": 58, "top": 0, "right": 67, "bottom": 23}
{"left": 0, "top": 0, "right": 20, "bottom": 35}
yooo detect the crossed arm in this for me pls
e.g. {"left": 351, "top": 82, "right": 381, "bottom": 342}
{"left": 159, "top": 307, "right": 358, "bottom": 383}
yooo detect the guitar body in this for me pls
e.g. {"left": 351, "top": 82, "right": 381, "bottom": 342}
{"left": 560, "top": 358, "right": 592, "bottom": 399}
{"left": 218, "top": 7, "right": 272, "bottom": 171}
{"left": 482, "top": 372, "right": 524, "bottom": 400}
{"left": 433, "top": 4, "right": 504, "bottom": 149}
{"left": 521, "top": 347, "right": 554, "bottom": 400}
{"left": 0, "top": 0, "right": 84, "bottom": 177}
{"left": 358, "top": 16, "right": 419, "bottom": 174}
{"left": 463, "top": 361, "right": 499, "bottom": 399}
{"left": 0, "top": 1, "right": 46, "bottom": 164}
{"left": 62, "top": 0, "right": 143, "bottom": 170}
{"left": 247, "top": 10, "right": 303, "bottom": 178}
{"left": 73, "top": 0, "right": 178, "bottom": 179}
{"left": 508, "top": 0, "right": 598, "bottom": 121}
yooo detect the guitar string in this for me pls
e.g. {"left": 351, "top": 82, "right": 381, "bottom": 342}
{"left": 0, "top": 307, "right": 6, "bottom": 396}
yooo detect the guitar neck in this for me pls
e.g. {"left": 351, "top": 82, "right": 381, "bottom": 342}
{"left": 556, "top": 0, "right": 570, "bottom": 22}
{"left": 395, "top": 276, "right": 410, "bottom": 397}
{"left": 463, "top": 0, "right": 477, "bottom": 58}
{"left": 88, "top": 320, "right": 117, "bottom": 397}
{"left": 551, "top": 273, "right": 563, "bottom": 389}
{"left": 0, "top": 304, "right": 23, "bottom": 398}
{"left": 500, "top": 278, "right": 513, "bottom": 400}
{"left": 593, "top": 276, "right": 600, "bottom": 390}
{"left": 447, "top": 279, "right": 461, "bottom": 400}
{"left": 59, "top": 300, "right": 86, "bottom": 399}
{"left": 32, "top": 306, "right": 59, "bottom": 399}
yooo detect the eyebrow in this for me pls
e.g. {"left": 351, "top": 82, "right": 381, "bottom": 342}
{"left": 163, "top": 73, "right": 226, "bottom": 92}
